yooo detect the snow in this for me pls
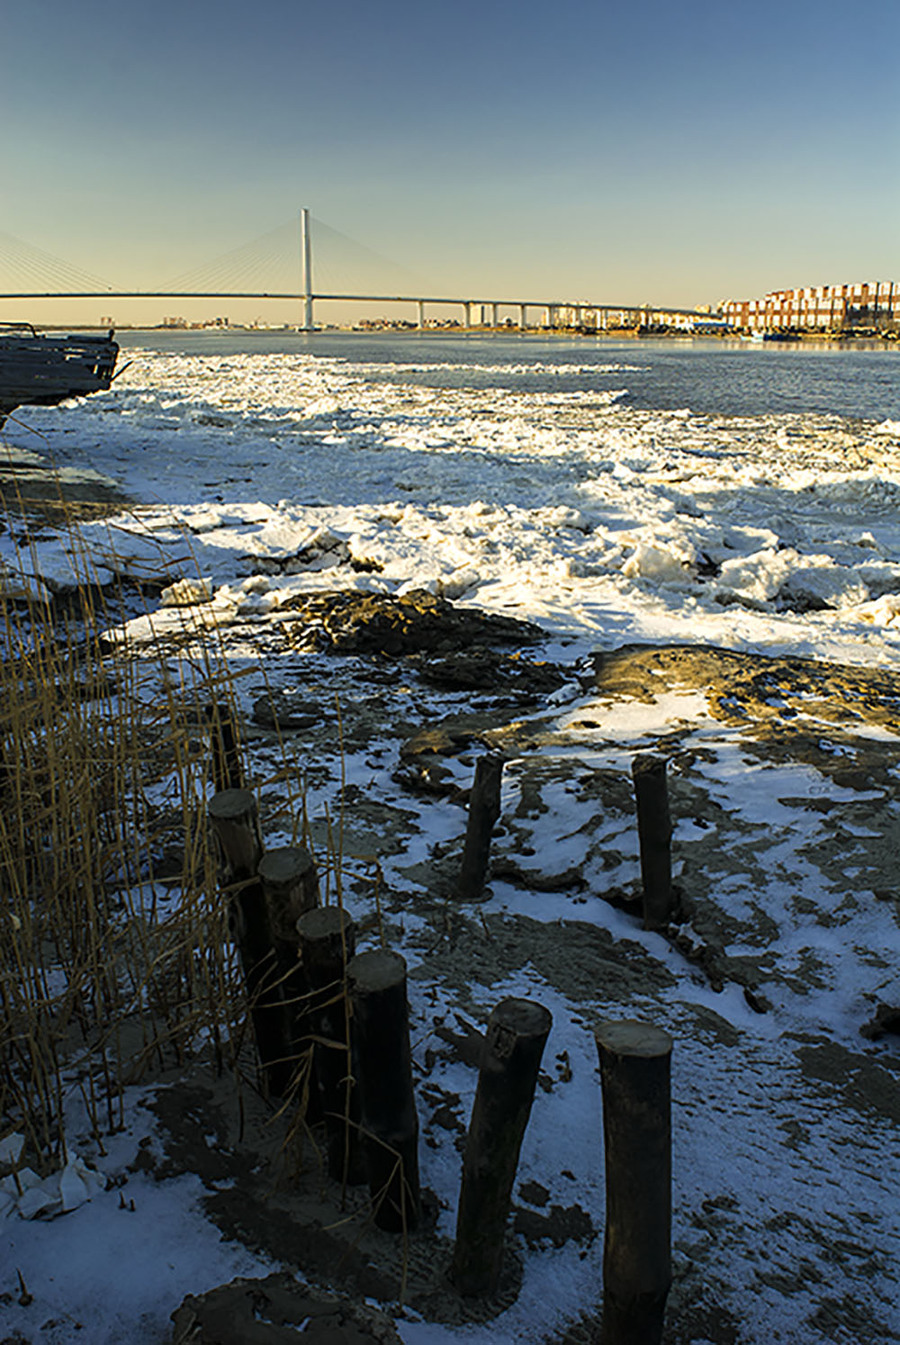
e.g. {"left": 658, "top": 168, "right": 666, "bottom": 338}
{"left": 4, "top": 337, "right": 900, "bottom": 668}
{"left": 2, "top": 334, "right": 899, "bottom": 1343}
{"left": 3, "top": 1102, "right": 271, "bottom": 1344}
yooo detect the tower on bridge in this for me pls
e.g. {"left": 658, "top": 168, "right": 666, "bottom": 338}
{"left": 300, "top": 208, "right": 313, "bottom": 331}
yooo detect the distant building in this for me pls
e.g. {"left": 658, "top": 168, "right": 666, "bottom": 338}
{"left": 720, "top": 282, "right": 899, "bottom": 333}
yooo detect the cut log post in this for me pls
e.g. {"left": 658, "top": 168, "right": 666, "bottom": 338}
{"left": 456, "top": 753, "right": 504, "bottom": 901}
{"left": 208, "top": 787, "right": 262, "bottom": 879}
{"left": 296, "top": 905, "right": 365, "bottom": 1184}
{"left": 347, "top": 949, "right": 420, "bottom": 1231}
{"left": 205, "top": 701, "right": 244, "bottom": 793}
{"left": 259, "top": 846, "right": 319, "bottom": 950}
{"left": 595, "top": 1019, "right": 673, "bottom": 1345}
{"left": 451, "top": 997, "right": 552, "bottom": 1297}
{"left": 208, "top": 788, "right": 265, "bottom": 959}
{"left": 207, "top": 789, "right": 285, "bottom": 1095}
{"left": 258, "top": 847, "right": 320, "bottom": 1101}
{"left": 631, "top": 754, "right": 673, "bottom": 930}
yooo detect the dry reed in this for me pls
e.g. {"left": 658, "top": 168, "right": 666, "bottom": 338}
{"left": 0, "top": 480, "right": 262, "bottom": 1172}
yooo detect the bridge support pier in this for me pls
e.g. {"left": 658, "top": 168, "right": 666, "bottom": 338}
{"left": 300, "top": 207, "right": 314, "bottom": 332}
{"left": 491, "top": 303, "right": 499, "bottom": 328}
{"left": 417, "top": 300, "right": 425, "bottom": 330}
{"left": 520, "top": 304, "right": 527, "bottom": 329}
{"left": 465, "top": 302, "right": 473, "bottom": 330}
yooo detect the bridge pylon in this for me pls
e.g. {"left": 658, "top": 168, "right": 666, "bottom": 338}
{"left": 300, "top": 208, "right": 313, "bottom": 331}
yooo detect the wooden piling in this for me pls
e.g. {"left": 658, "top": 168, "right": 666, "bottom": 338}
{"left": 296, "top": 906, "right": 364, "bottom": 1184}
{"left": 208, "top": 787, "right": 261, "bottom": 876}
{"left": 259, "top": 846, "right": 319, "bottom": 950}
{"left": 257, "top": 846, "right": 320, "bottom": 1100}
{"left": 595, "top": 1019, "right": 673, "bottom": 1345}
{"left": 451, "top": 997, "right": 552, "bottom": 1297}
{"left": 205, "top": 701, "right": 244, "bottom": 793}
{"left": 456, "top": 753, "right": 504, "bottom": 901}
{"left": 631, "top": 754, "right": 673, "bottom": 930}
{"left": 207, "top": 789, "right": 287, "bottom": 1095}
{"left": 208, "top": 788, "right": 265, "bottom": 958}
{"left": 347, "top": 948, "right": 420, "bottom": 1231}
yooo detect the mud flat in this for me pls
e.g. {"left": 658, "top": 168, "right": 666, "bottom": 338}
{"left": 137, "top": 609, "right": 900, "bottom": 1344}
{"left": 0, "top": 441, "right": 129, "bottom": 525}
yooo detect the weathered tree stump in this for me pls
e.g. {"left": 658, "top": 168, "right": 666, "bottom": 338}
{"left": 451, "top": 997, "right": 552, "bottom": 1297}
{"left": 296, "top": 906, "right": 364, "bottom": 1184}
{"left": 347, "top": 949, "right": 420, "bottom": 1231}
{"left": 456, "top": 753, "right": 504, "bottom": 901}
{"left": 208, "top": 790, "right": 286, "bottom": 1095}
{"left": 595, "top": 1019, "right": 673, "bottom": 1345}
{"left": 631, "top": 754, "right": 673, "bottom": 930}
{"left": 205, "top": 701, "right": 244, "bottom": 793}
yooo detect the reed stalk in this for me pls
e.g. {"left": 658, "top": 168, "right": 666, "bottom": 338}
{"left": 0, "top": 485, "right": 258, "bottom": 1170}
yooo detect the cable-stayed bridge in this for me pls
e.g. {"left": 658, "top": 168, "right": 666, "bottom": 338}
{"left": 0, "top": 210, "right": 711, "bottom": 330}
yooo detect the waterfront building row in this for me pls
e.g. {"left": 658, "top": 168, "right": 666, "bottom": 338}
{"left": 721, "top": 282, "right": 899, "bottom": 333}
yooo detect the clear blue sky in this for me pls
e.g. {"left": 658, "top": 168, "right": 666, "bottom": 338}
{"left": 2, "top": 0, "right": 897, "bottom": 317}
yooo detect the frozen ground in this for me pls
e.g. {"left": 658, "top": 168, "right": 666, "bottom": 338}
{"left": 2, "top": 336, "right": 899, "bottom": 1343}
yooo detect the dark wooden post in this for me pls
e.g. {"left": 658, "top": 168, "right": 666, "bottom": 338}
{"left": 207, "top": 789, "right": 285, "bottom": 1095}
{"left": 595, "top": 1020, "right": 673, "bottom": 1345}
{"left": 347, "top": 949, "right": 420, "bottom": 1231}
{"left": 631, "top": 754, "right": 673, "bottom": 930}
{"left": 258, "top": 847, "right": 320, "bottom": 1101}
{"left": 258, "top": 846, "right": 319, "bottom": 950}
{"left": 296, "top": 906, "right": 364, "bottom": 1184}
{"left": 205, "top": 701, "right": 243, "bottom": 793}
{"left": 451, "top": 998, "right": 552, "bottom": 1296}
{"left": 208, "top": 787, "right": 261, "bottom": 879}
{"left": 208, "top": 787, "right": 265, "bottom": 961}
{"left": 456, "top": 753, "right": 504, "bottom": 901}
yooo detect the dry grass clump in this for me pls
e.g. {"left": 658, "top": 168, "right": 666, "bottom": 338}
{"left": 0, "top": 502, "right": 248, "bottom": 1172}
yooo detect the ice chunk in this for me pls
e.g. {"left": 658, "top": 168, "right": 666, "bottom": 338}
{"left": 0, "top": 1132, "right": 24, "bottom": 1168}
{"left": 17, "top": 1173, "right": 62, "bottom": 1220}
{"left": 622, "top": 541, "right": 694, "bottom": 584}
{"left": 715, "top": 549, "right": 799, "bottom": 604}
{"left": 159, "top": 576, "right": 214, "bottom": 607}
{"left": 779, "top": 565, "right": 869, "bottom": 612}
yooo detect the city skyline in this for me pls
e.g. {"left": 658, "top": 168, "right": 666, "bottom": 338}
{"left": 2, "top": 0, "right": 898, "bottom": 324}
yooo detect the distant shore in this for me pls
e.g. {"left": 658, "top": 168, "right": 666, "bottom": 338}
{"left": 26, "top": 322, "right": 900, "bottom": 346}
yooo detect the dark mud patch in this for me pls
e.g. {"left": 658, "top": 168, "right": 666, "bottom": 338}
{"left": 272, "top": 588, "right": 567, "bottom": 700}
{"left": 143, "top": 1068, "right": 530, "bottom": 1332}
{"left": 407, "top": 909, "right": 676, "bottom": 1014}
{"left": 794, "top": 1038, "right": 900, "bottom": 1127}
{"left": 0, "top": 445, "right": 129, "bottom": 526}
{"left": 279, "top": 587, "right": 545, "bottom": 656}
{"left": 171, "top": 1273, "right": 404, "bottom": 1344}
{"left": 589, "top": 642, "right": 900, "bottom": 738}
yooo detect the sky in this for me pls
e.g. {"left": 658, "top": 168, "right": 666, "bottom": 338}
{"left": 1, "top": 0, "right": 898, "bottom": 322}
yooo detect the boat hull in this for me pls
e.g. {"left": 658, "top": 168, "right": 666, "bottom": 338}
{"left": 0, "top": 327, "right": 119, "bottom": 422}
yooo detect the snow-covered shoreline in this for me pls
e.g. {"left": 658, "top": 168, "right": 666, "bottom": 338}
{"left": 6, "top": 336, "right": 900, "bottom": 670}
{"left": 2, "top": 336, "right": 900, "bottom": 1344}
